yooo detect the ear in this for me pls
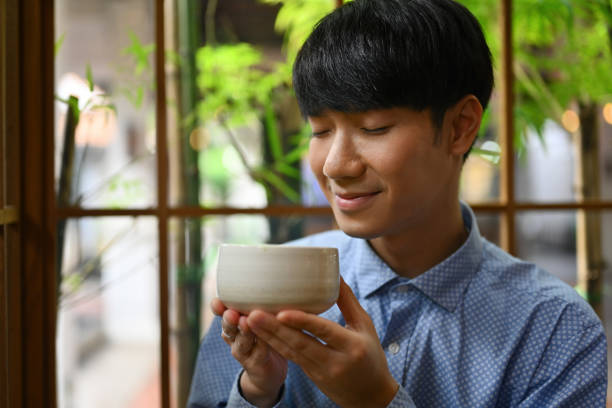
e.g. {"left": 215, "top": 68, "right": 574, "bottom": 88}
{"left": 446, "top": 95, "right": 483, "bottom": 157}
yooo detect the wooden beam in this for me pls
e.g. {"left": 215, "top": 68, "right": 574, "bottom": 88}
{"left": 1, "top": 0, "right": 7, "bottom": 403}
{"left": 20, "top": 0, "right": 56, "bottom": 406}
{"left": 499, "top": 0, "right": 516, "bottom": 255}
{"left": 3, "top": 0, "right": 23, "bottom": 405}
{"left": 155, "top": 0, "right": 170, "bottom": 405}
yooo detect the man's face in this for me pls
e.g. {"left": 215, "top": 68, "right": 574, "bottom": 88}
{"left": 307, "top": 107, "right": 460, "bottom": 239}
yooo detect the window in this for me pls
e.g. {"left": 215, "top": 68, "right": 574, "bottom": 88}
{"left": 4, "top": 0, "right": 612, "bottom": 406}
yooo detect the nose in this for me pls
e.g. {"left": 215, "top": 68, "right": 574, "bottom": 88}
{"left": 322, "top": 131, "right": 365, "bottom": 180}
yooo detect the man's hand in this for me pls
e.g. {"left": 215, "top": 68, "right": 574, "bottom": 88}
{"left": 211, "top": 299, "right": 287, "bottom": 407}
{"left": 247, "top": 278, "right": 399, "bottom": 407}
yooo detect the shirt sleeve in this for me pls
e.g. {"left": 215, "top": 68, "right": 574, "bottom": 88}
{"left": 187, "top": 316, "right": 243, "bottom": 407}
{"left": 226, "top": 370, "right": 286, "bottom": 407}
{"left": 518, "top": 321, "right": 607, "bottom": 407}
{"left": 386, "top": 385, "right": 418, "bottom": 407}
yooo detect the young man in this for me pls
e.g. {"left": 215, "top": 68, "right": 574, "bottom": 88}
{"left": 188, "top": 0, "right": 607, "bottom": 406}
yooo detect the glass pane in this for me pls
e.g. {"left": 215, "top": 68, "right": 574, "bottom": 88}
{"left": 55, "top": 0, "right": 156, "bottom": 208}
{"left": 474, "top": 212, "right": 501, "bottom": 246}
{"left": 56, "top": 217, "right": 159, "bottom": 408}
{"left": 512, "top": 1, "right": 612, "bottom": 203}
{"left": 168, "top": 214, "right": 335, "bottom": 407}
{"left": 517, "top": 210, "right": 612, "bottom": 399}
{"left": 166, "top": 0, "right": 506, "bottom": 208}
{"left": 514, "top": 122, "right": 576, "bottom": 202}
{"left": 602, "top": 212, "right": 612, "bottom": 400}
{"left": 515, "top": 211, "right": 577, "bottom": 287}
{"left": 517, "top": 210, "right": 612, "bottom": 400}
{"left": 457, "top": 0, "right": 501, "bottom": 203}
{"left": 167, "top": 1, "right": 300, "bottom": 208}
{"left": 515, "top": 113, "right": 612, "bottom": 202}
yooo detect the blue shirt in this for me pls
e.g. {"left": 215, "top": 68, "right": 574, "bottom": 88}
{"left": 188, "top": 204, "right": 607, "bottom": 407}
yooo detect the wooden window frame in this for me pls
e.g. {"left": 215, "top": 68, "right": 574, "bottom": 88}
{"left": 2, "top": 0, "right": 56, "bottom": 407}
{"left": 4, "top": 0, "right": 612, "bottom": 407}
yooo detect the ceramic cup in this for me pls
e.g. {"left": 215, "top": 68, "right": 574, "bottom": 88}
{"left": 216, "top": 244, "right": 340, "bottom": 314}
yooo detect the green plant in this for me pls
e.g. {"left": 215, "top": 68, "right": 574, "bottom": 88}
{"left": 460, "top": 0, "right": 612, "bottom": 153}
{"left": 54, "top": 31, "right": 160, "bottom": 298}
{"left": 195, "top": 43, "right": 308, "bottom": 203}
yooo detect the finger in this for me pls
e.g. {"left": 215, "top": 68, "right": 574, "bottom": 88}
{"left": 239, "top": 315, "right": 251, "bottom": 334}
{"left": 336, "top": 278, "right": 371, "bottom": 331}
{"left": 232, "top": 330, "right": 257, "bottom": 359}
{"left": 248, "top": 310, "right": 328, "bottom": 371}
{"left": 223, "top": 309, "right": 241, "bottom": 326}
{"left": 210, "top": 298, "right": 227, "bottom": 317}
{"left": 222, "top": 309, "right": 240, "bottom": 341}
{"left": 276, "top": 309, "right": 353, "bottom": 350}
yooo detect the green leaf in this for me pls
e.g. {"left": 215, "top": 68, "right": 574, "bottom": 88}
{"left": 105, "top": 103, "right": 118, "bottom": 115}
{"left": 55, "top": 95, "right": 70, "bottom": 104}
{"left": 256, "top": 168, "right": 300, "bottom": 203}
{"left": 122, "top": 86, "right": 145, "bottom": 109}
{"left": 274, "top": 162, "right": 300, "bottom": 179}
{"left": 86, "top": 63, "right": 94, "bottom": 92}
{"left": 472, "top": 140, "right": 501, "bottom": 165}
{"left": 264, "top": 101, "right": 283, "bottom": 161}
{"left": 67, "top": 95, "right": 81, "bottom": 124}
{"left": 122, "top": 30, "right": 155, "bottom": 76}
{"left": 91, "top": 104, "right": 117, "bottom": 117}
{"left": 574, "top": 285, "right": 587, "bottom": 300}
{"left": 54, "top": 34, "right": 65, "bottom": 57}
{"left": 283, "top": 142, "right": 309, "bottom": 164}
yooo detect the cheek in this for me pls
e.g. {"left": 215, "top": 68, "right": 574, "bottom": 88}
{"left": 368, "top": 141, "right": 417, "bottom": 177}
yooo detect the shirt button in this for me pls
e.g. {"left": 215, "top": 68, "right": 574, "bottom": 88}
{"left": 388, "top": 342, "right": 400, "bottom": 355}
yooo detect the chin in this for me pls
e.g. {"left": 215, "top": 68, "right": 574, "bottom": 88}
{"left": 334, "top": 217, "right": 385, "bottom": 240}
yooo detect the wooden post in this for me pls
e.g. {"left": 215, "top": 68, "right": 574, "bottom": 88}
{"left": 499, "top": 0, "right": 516, "bottom": 255}
{"left": 173, "top": 1, "right": 204, "bottom": 406}
{"left": 574, "top": 102, "right": 603, "bottom": 317}
{"left": 155, "top": 0, "right": 170, "bottom": 406}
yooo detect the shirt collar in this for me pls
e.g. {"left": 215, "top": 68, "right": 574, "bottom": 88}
{"left": 354, "top": 202, "right": 483, "bottom": 312}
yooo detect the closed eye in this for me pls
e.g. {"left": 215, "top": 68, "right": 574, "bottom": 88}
{"left": 311, "top": 129, "right": 330, "bottom": 137}
{"left": 362, "top": 126, "right": 391, "bottom": 135}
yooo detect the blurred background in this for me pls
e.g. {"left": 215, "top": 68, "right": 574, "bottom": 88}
{"left": 6, "top": 0, "right": 611, "bottom": 406}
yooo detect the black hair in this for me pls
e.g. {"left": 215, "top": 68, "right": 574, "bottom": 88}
{"left": 292, "top": 0, "right": 494, "bottom": 130}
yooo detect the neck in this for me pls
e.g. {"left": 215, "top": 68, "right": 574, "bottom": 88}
{"left": 368, "top": 200, "right": 468, "bottom": 279}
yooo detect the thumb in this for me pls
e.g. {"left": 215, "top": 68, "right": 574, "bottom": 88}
{"left": 336, "top": 277, "right": 371, "bottom": 332}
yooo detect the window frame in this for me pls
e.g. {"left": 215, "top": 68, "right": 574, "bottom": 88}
{"left": 5, "top": 0, "right": 612, "bottom": 407}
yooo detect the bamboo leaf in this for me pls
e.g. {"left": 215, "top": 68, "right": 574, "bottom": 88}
{"left": 105, "top": 103, "right": 118, "bottom": 114}
{"left": 134, "top": 86, "right": 144, "bottom": 108}
{"left": 283, "top": 142, "right": 309, "bottom": 164}
{"left": 91, "top": 104, "right": 118, "bottom": 115}
{"left": 472, "top": 141, "right": 501, "bottom": 165}
{"left": 86, "top": 63, "right": 94, "bottom": 92}
{"left": 67, "top": 95, "right": 81, "bottom": 124}
{"left": 264, "top": 101, "right": 283, "bottom": 161}
{"left": 81, "top": 99, "right": 93, "bottom": 112}
{"left": 274, "top": 162, "right": 300, "bottom": 179}
{"left": 256, "top": 168, "right": 300, "bottom": 202}
{"left": 55, "top": 95, "right": 70, "bottom": 104}
{"left": 54, "top": 34, "right": 65, "bottom": 57}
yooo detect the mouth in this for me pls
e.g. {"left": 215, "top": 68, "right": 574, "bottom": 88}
{"left": 333, "top": 190, "right": 381, "bottom": 212}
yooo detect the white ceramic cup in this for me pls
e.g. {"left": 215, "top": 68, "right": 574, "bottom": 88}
{"left": 216, "top": 244, "right": 340, "bottom": 314}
